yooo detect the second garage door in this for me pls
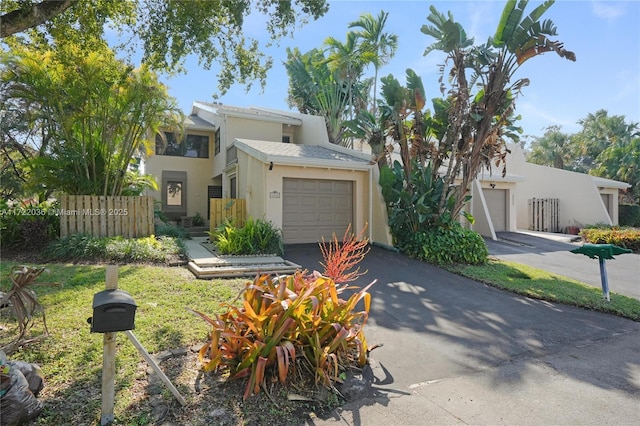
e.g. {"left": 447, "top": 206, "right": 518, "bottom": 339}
{"left": 484, "top": 188, "right": 507, "bottom": 232}
{"left": 282, "top": 178, "right": 353, "bottom": 244}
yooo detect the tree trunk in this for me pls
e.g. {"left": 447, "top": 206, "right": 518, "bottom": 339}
{"left": 0, "top": 0, "right": 76, "bottom": 38}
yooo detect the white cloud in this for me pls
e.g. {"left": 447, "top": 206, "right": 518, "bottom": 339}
{"left": 591, "top": 1, "right": 626, "bottom": 20}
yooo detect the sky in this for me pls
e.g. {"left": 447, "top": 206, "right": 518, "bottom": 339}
{"left": 153, "top": 0, "right": 640, "bottom": 139}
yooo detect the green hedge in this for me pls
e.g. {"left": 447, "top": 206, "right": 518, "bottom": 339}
{"left": 43, "top": 233, "right": 185, "bottom": 263}
{"left": 619, "top": 204, "right": 640, "bottom": 227}
{"left": 579, "top": 226, "right": 640, "bottom": 253}
{"left": 400, "top": 223, "right": 488, "bottom": 265}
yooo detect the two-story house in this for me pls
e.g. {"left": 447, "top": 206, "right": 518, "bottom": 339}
{"left": 145, "top": 101, "right": 393, "bottom": 245}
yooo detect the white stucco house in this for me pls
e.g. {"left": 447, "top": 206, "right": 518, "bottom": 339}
{"left": 145, "top": 101, "right": 629, "bottom": 245}
{"left": 470, "top": 144, "right": 630, "bottom": 240}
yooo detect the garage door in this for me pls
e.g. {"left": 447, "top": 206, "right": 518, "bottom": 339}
{"left": 282, "top": 178, "right": 353, "bottom": 244}
{"left": 484, "top": 189, "right": 507, "bottom": 232}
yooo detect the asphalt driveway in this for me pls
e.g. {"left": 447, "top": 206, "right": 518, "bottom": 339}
{"left": 488, "top": 231, "right": 640, "bottom": 300}
{"left": 284, "top": 244, "right": 640, "bottom": 425}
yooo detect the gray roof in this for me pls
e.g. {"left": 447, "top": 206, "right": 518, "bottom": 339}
{"left": 184, "top": 114, "right": 215, "bottom": 129}
{"left": 194, "top": 102, "right": 302, "bottom": 125}
{"left": 234, "top": 139, "right": 372, "bottom": 169}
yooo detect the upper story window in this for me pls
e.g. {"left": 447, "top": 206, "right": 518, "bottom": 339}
{"left": 215, "top": 128, "right": 221, "bottom": 155}
{"left": 155, "top": 132, "right": 209, "bottom": 158}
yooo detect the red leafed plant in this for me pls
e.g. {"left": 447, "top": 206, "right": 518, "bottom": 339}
{"left": 190, "top": 224, "right": 376, "bottom": 400}
{"left": 319, "top": 224, "right": 370, "bottom": 284}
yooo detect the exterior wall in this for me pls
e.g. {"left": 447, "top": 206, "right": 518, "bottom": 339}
{"left": 145, "top": 129, "right": 214, "bottom": 221}
{"left": 235, "top": 150, "right": 394, "bottom": 245}
{"left": 296, "top": 114, "right": 330, "bottom": 145}
{"left": 237, "top": 153, "right": 267, "bottom": 221}
{"left": 515, "top": 163, "right": 611, "bottom": 229}
{"left": 227, "top": 116, "right": 282, "bottom": 143}
{"left": 369, "top": 166, "right": 394, "bottom": 245}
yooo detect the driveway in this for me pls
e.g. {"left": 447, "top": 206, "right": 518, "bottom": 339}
{"left": 284, "top": 244, "right": 640, "bottom": 425}
{"left": 488, "top": 231, "right": 640, "bottom": 300}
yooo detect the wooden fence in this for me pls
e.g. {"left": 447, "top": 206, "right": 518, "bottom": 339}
{"left": 59, "top": 195, "right": 154, "bottom": 238}
{"left": 209, "top": 198, "right": 246, "bottom": 234}
{"left": 528, "top": 198, "right": 559, "bottom": 232}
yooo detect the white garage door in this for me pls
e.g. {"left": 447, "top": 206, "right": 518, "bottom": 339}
{"left": 484, "top": 189, "right": 507, "bottom": 232}
{"left": 282, "top": 178, "right": 353, "bottom": 244}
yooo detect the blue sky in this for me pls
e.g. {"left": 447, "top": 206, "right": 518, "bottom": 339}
{"left": 155, "top": 0, "right": 640, "bottom": 139}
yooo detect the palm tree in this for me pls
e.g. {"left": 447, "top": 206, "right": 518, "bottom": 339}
{"left": 348, "top": 10, "right": 398, "bottom": 115}
{"left": 527, "top": 126, "right": 575, "bottom": 169}
{"left": 324, "top": 33, "right": 371, "bottom": 116}
{"left": 285, "top": 48, "right": 351, "bottom": 146}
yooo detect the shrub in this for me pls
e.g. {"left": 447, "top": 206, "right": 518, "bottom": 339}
{"left": 402, "top": 223, "right": 488, "bottom": 265}
{"left": 191, "top": 225, "right": 374, "bottom": 400}
{"left": 0, "top": 266, "right": 59, "bottom": 349}
{"left": 378, "top": 159, "right": 483, "bottom": 264}
{"left": 320, "top": 224, "right": 369, "bottom": 283}
{"left": 619, "top": 204, "right": 640, "bottom": 227}
{"left": 193, "top": 212, "right": 205, "bottom": 227}
{"left": 191, "top": 273, "right": 374, "bottom": 400}
{"left": 579, "top": 226, "right": 640, "bottom": 253}
{"left": 209, "top": 218, "right": 283, "bottom": 256}
{"left": 43, "top": 233, "right": 185, "bottom": 263}
{"left": 154, "top": 223, "right": 191, "bottom": 239}
{"left": 0, "top": 200, "right": 60, "bottom": 250}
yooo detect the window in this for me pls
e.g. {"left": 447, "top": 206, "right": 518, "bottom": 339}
{"left": 215, "top": 128, "right": 221, "bottom": 155}
{"left": 155, "top": 132, "right": 209, "bottom": 158}
{"left": 166, "top": 181, "right": 183, "bottom": 206}
{"left": 208, "top": 185, "right": 222, "bottom": 217}
{"left": 230, "top": 176, "right": 237, "bottom": 199}
{"left": 161, "top": 171, "right": 187, "bottom": 220}
{"left": 282, "top": 135, "right": 291, "bottom": 143}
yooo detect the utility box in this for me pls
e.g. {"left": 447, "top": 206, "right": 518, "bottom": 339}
{"left": 91, "top": 289, "right": 137, "bottom": 333}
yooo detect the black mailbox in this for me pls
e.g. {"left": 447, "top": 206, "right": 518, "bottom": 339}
{"left": 91, "top": 289, "right": 137, "bottom": 333}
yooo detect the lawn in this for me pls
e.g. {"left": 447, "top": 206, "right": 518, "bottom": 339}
{"left": 0, "top": 261, "right": 246, "bottom": 425}
{"left": 445, "top": 258, "right": 640, "bottom": 321}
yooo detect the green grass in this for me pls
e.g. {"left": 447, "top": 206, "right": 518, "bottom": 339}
{"left": 0, "top": 261, "right": 245, "bottom": 425}
{"left": 445, "top": 258, "right": 640, "bottom": 321}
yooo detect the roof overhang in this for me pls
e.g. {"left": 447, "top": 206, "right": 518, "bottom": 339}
{"left": 234, "top": 139, "right": 373, "bottom": 171}
{"left": 184, "top": 114, "right": 216, "bottom": 131}
{"left": 193, "top": 101, "right": 302, "bottom": 126}
{"left": 592, "top": 176, "right": 631, "bottom": 189}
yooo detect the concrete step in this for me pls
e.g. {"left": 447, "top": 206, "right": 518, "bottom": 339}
{"left": 188, "top": 261, "right": 300, "bottom": 279}
{"left": 185, "top": 226, "right": 209, "bottom": 238}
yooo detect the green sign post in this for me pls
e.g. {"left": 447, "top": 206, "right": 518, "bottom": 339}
{"left": 570, "top": 244, "right": 632, "bottom": 301}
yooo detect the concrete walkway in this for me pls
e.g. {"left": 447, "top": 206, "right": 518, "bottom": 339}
{"left": 282, "top": 244, "right": 640, "bottom": 426}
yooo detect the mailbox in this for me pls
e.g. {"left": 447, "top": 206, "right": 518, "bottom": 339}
{"left": 91, "top": 289, "right": 137, "bottom": 333}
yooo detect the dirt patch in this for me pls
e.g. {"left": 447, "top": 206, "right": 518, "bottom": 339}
{"left": 131, "top": 346, "right": 350, "bottom": 425}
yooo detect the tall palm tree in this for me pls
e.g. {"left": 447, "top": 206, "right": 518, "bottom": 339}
{"left": 348, "top": 10, "right": 398, "bottom": 115}
{"left": 324, "top": 32, "right": 371, "bottom": 117}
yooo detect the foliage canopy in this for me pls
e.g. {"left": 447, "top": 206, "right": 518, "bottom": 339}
{"left": 0, "top": 0, "right": 329, "bottom": 95}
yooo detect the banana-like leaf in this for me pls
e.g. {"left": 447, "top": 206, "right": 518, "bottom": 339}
{"left": 494, "top": 0, "right": 516, "bottom": 46}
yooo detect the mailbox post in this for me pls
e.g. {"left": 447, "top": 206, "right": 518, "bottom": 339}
{"left": 570, "top": 243, "right": 632, "bottom": 301}
{"left": 89, "top": 266, "right": 185, "bottom": 425}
